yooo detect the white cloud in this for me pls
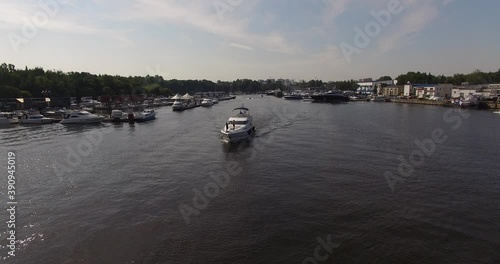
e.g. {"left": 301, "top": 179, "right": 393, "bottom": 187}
{"left": 321, "top": 0, "right": 353, "bottom": 24}
{"left": 0, "top": 1, "right": 133, "bottom": 47}
{"left": 377, "top": 0, "right": 443, "bottom": 53}
{"left": 229, "top": 43, "right": 253, "bottom": 51}
{"left": 118, "top": 0, "right": 299, "bottom": 54}
{"left": 442, "top": 0, "right": 453, "bottom": 6}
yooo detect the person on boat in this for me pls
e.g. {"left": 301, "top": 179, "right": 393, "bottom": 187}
{"left": 232, "top": 120, "right": 235, "bottom": 130}
{"left": 225, "top": 122, "right": 228, "bottom": 131}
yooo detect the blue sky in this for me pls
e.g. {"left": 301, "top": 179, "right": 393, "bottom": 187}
{"left": 0, "top": 0, "right": 499, "bottom": 81}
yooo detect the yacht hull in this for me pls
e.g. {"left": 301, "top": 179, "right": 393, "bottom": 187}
{"left": 221, "top": 127, "right": 255, "bottom": 143}
{"left": 60, "top": 117, "right": 104, "bottom": 124}
{"left": 20, "top": 119, "right": 53, "bottom": 124}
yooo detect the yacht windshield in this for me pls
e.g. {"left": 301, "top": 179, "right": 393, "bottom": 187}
{"left": 230, "top": 120, "right": 248, "bottom": 125}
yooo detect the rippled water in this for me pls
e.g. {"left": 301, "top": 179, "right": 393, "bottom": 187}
{"left": 1, "top": 97, "right": 499, "bottom": 263}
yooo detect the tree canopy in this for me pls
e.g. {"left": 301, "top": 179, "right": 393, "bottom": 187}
{"left": 1, "top": 63, "right": 499, "bottom": 99}
{"left": 395, "top": 69, "right": 500, "bottom": 85}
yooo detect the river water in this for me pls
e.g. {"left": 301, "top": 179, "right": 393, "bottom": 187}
{"left": 1, "top": 96, "right": 499, "bottom": 263}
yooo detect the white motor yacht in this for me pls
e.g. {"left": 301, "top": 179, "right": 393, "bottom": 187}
{"left": 111, "top": 109, "right": 129, "bottom": 122}
{"left": 20, "top": 113, "right": 53, "bottom": 124}
{"left": 135, "top": 109, "right": 156, "bottom": 122}
{"left": 60, "top": 111, "right": 105, "bottom": 124}
{"left": 0, "top": 112, "right": 19, "bottom": 125}
{"left": 220, "top": 105, "right": 256, "bottom": 143}
{"left": 372, "top": 96, "right": 391, "bottom": 102}
{"left": 172, "top": 100, "right": 185, "bottom": 111}
{"left": 201, "top": 98, "right": 214, "bottom": 107}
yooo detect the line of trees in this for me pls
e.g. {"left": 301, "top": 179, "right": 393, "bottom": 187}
{"left": 395, "top": 69, "right": 500, "bottom": 85}
{"left": 0, "top": 63, "right": 361, "bottom": 99}
{"left": 1, "top": 63, "right": 499, "bottom": 99}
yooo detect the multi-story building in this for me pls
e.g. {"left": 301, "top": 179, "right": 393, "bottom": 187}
{"left": 357, "top": 79, "right": 396, "bottom": 95}
{"left": 382, "top": 85, "right": 404, "bottom": 96}
{"left": 404, "top": 84, "right": 452, "bottom": 98}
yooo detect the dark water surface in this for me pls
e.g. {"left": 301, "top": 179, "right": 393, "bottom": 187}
{"left": 1, "top": 97, "right": 499, "bottom": 263}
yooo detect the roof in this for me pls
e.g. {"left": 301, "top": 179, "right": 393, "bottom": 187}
{"left": 171, "top": 94, "right": 182, "bottom": 100}
{"left": 233, "top": 107, "right": 249, "bottom": 111}
{"left": 182, "top": 93, "right": 193, "bottom": 99}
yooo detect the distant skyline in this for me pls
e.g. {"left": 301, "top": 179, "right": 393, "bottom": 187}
{"left": 1, "top": 0, "right": 499, "bottom": 81}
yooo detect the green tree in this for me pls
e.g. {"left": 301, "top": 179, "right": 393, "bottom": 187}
{"left": 378, "top": 76, "right": 392, "bottom": 81}
{"left": 0, "top": 86, "right": 22, "bottom": 98}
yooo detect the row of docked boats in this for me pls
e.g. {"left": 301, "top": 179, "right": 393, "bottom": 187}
{"left": 281, "top": 91, "right": 350, "bottom": 102}
{"left": 110, "top": 109, "right": 156, "bottom": 123}
{"left": 1, "top": 108, "right": 158, "bottom": 126}
{"left": 0, "top": 110, "right": 105, "bottom": 125}
{"left": 3, "top": 104, "right": 256, "bottom": 143}
{"left": 171, "top": 93, "right": 229, "bottom": 111}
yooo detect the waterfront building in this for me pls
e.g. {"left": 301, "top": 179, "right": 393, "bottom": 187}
{"left": 404, "top": 84, "right": 452, "bottom": 98}
{"left": 382, "top": 85, "right": 404, "bottom": 96}
{"left": 451, "top": 85, "right": 482, "bottom": 98}
{"left": 357, "top": 79, "right": 396, "bottom": 95}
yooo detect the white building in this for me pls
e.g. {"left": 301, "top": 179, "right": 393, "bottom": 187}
{"left": 451, "top": 86, "right": 481, "bottom": 98}
{"left": 357, "top": 80, "right": 396, "bottom": 94}
{"left": 404, "top": 84, "right": 452, "bottom": 98}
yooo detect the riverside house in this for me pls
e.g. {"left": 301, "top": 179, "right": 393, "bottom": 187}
{"left": 404, "top": 84, "right": 453, "bottom": 98}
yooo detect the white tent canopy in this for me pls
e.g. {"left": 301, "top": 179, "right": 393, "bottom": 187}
{"left": 171, "top": 94, "right": 183, "bottom": 100}
{"left": 182, "top": 93, "right": 193, "bottom": 100}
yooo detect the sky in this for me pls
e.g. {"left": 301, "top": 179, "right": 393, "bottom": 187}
{"left": 0, "top": 0, "right": 499, "bottom": 81}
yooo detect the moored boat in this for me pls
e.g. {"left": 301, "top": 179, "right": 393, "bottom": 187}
{"left": 60, "top": 111, "right": 105, "bottom": 124}
{"left": 201, "top": 98, "right": 214, "bottom": 107}
{"left": 172, "top": 93, "right": 198, "bottom": 111}
{"left": 20, "top": 113, "right": 54, "bottom": 124}
{"left": 311, "top": 92, "right": 350, "bottom": 103}
{"left": 284, "top": 94, "right": 303, "bottom": 100}
{"left": 372, "top": 96, "right": 391, "bottom": 102}
{"left": 0, "top": 112, "right": 19, "bottom": 125}
{"left": 111, "top": 109, "right": 129, "bottom": 122}
{"left": 135, "top": 109, "right": 156, "bottom": 122}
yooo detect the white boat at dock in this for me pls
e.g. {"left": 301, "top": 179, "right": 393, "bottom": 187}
{"left": 60, "top": 111, "right": 105, "bottom": 124}
{"left": 372, "top": 96, "right": 391, "bottom": 102}
{"left": 135, "top": 109, "right": 156, "bottom": 122}
{"left": 172, "top": 93, "right": 198, "bottom": 111}
{"left": 20, "top": 112, "right": 54, "bottom": 124}
{"left": 220, "top": 105, "right": 256, "bottom": 143}
{"left": 111, "top": 109, "right": 130, "bottom": 122}
{"left": 201, "top": 98, "right": 214, "bottom": 107}
{"left": 0, "top": 112, "right": 19, "bottom": 125}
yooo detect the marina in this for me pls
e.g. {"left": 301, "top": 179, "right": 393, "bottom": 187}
{"left": 1, "top": 0, "right": 500, "bottom": 262}
{"left": 1, "top": 96, "right": 499, "bottom": 263}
